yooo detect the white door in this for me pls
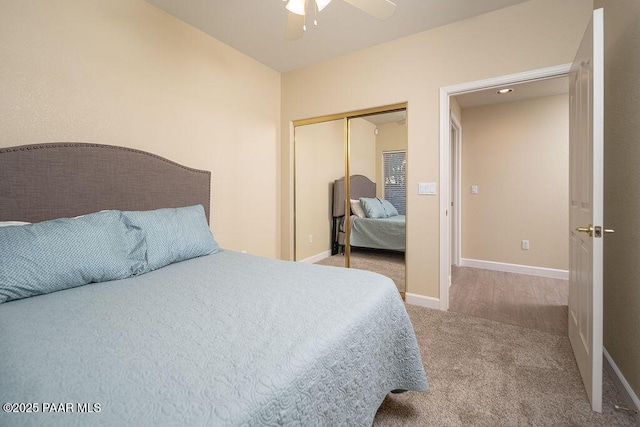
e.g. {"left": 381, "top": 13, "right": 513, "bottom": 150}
{"left": 568, "top": 8, "right": 605, "bottom": 413}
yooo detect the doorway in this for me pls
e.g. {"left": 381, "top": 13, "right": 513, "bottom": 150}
{"left": 438, "top": 64, "right": 572, "bottom": 311}
{"left": 440, "top": 11, "right": 606, "bottom": 412}
{"left": 446, "top": 76, "right": 570, "bottom": 335}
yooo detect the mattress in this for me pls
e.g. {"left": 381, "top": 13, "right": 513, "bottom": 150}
{"left": 0, "top": 250, "right": 427, "bottom": 426}
{"left": 350, "top": 215, "right": 406, "bottom": 252}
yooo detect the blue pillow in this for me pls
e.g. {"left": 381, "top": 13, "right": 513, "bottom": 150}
{"left": 122, "top": 205, "right": 221, "bottom": 272}
{"left": 379, "top": 198, "right": 399, "bottom": 217}
{"left": 0, "top": 211, "right": 147, "bottom": 304}
{"left": 359, "top": 197, "right": 387, "bottom": 219}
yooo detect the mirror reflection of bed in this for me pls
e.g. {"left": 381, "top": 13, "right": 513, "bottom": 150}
{"left": 317, "top": 174, "right": 406, "bottom": 293}
{"left": 294, "top": 110, "right": 407, "bottom": 295}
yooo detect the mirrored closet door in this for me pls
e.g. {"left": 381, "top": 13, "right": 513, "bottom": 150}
{"left": 294, "top": 105, "right": 407, "bottom": 295}
{"left": 294, "top": 118, "right": 345, "bottom": 264}
{"left": 346, "top": 111, "right": 407, "bottom": 294}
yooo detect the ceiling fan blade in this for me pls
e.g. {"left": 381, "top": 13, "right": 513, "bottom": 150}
{"left": 342, "top": 0, "right": 396, "bottom": 20}
{"left": 285, "top": 11, "right": 305, "bottom": 40}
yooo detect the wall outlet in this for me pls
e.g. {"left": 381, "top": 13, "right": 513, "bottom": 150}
{"left": 521, "top": 240, "right": 530, "bottom": 250}
{"left": 309, "top": 234, "right": 313, "bottom": 243}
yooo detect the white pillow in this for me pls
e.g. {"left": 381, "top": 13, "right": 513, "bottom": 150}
{"left": 0, "top": 221, "right": 30, "bottom": 227}
{"left": 350, "top": 199, "right": 366, "bottom": 218}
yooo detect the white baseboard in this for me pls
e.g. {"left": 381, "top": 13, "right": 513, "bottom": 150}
{"left": 298, "top": 250, "right": 332, "bottom": 264}
{"left": 603, "top": 347, "right": 640, "bottom": 419}
{"left": 460, "top": 258, "right": 569, "bottom": 280}
{"left": 405, "top": 293, "right": 441, "bottom": 309}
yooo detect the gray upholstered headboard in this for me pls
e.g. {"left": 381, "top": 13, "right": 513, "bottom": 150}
{"left": 332, "top": 175, "right": 376, "bottom": 217}
{"left": 0, "top": 143, "right": 211, "bottom": 223}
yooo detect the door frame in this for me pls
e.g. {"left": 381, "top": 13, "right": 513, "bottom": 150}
{"left": 450, "top": 113, "right": 462, "bottom": 269}
{"left": 438, "top": 64, "right": 571, "bottom": 310}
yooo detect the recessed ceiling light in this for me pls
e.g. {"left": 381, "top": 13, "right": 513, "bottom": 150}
{"left": 497, "top": 88, "right": 513, "bottom": 95}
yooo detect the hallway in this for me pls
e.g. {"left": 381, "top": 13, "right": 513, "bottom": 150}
{"left": 449, "top": 266, "right": 568, "bottom": 335}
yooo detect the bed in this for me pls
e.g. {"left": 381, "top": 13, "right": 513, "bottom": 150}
{"left": 0, "top": 143, "right": 427, "bottom": 426}
{"left": 332, "top": 175, "right": 406, "bottom": 254}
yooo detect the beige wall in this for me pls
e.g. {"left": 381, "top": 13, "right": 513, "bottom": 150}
{"left": 460, "top": 95, "right": 569, "bottom": 270}
{"left": 294, "top": 118, "right": 375, "bottom": 261}
{"left": 594, "top": 0, "right": 640, "bottom": 404}
{"left": 0, "top": 0, "right": 281, "bottom": 258}
{"left": 350, "top": 118, "right": 377, "bottom": 181}
{"left": 281, "top": 0, "right": 592, "bottom": 298}
{"left": 375, "top": 122, "right": 408, "bottom": 198}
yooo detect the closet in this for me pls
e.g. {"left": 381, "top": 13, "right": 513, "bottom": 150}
{"left": 294, "top": 104, "right": 408, "bottom": 294}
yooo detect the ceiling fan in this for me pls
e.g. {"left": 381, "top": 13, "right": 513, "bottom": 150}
{"left": 284, "top": 0, "right": 397, "bottom": 41}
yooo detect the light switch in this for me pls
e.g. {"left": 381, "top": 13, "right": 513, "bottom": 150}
{"left": 419, "top": 182, "right": 437, "bottom": 195}
{"left": 471, "top": 185, "right": 478, "bottom": 194}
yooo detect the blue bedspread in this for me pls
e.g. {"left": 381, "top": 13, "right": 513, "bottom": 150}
{"left": 0, "top": 251, "right": 428, "bottom": 426}
{"left": 350, "top": 215, "right": 406, "bottom": 252}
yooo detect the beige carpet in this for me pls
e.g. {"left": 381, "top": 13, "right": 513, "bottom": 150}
{"left": 315, "top": 248, "right": 405, "bottom": 293}
{"left": 373, "top": 305, "right": 636, "bottom": 426}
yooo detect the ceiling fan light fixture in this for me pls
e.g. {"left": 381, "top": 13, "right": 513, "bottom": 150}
{"left": 286, "top": 0, "right": 306, "bottom": 16}
{"left": 315, "top": 0, "right": 332, "bottom": 12}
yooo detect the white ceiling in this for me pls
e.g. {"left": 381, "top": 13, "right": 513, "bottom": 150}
{"left": 146, "top": 0, "right": 531, "bottom": 72}
{"left": 455, "top": 76, "right": 569, "bottom": 109}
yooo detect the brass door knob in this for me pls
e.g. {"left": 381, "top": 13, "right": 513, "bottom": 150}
{"left": 576, "top": 224, "right": 594, "bottom": 236}
{"left": 576, "top": 225, "right": 615, "bottom": 238}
